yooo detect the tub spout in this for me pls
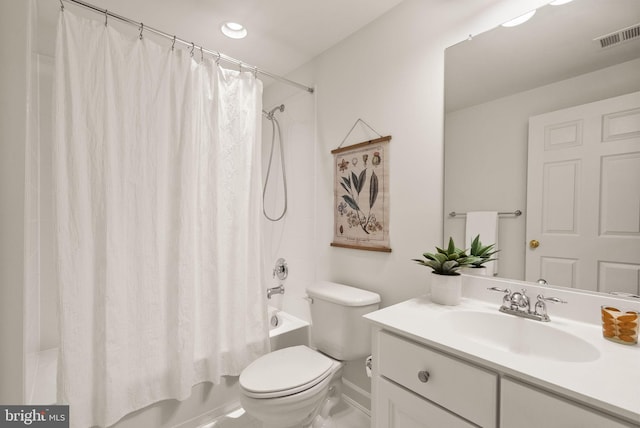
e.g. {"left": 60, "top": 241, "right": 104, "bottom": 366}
{"left": 267, "top": 285, "right": 285, "bottom": 299}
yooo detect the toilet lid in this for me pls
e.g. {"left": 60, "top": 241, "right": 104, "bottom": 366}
{"left": 239, "top": 345, "right": 334, "bottom": 398}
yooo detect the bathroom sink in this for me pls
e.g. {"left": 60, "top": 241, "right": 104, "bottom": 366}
{"left": 440, "top": 311, "right": 600, "bottom": 363}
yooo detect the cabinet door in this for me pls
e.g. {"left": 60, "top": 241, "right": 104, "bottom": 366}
{"left": 375, "top": 378, "right": 476, "bottom": 428}
{"left": 501, "top": 378, "right": 635, "bottom": 428}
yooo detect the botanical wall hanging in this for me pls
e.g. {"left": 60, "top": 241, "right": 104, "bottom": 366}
{"left": 331, "top": 135, "right": 391, "bottom": 252}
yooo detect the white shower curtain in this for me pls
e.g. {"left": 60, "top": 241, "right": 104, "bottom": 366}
{"left": 53, "top": 10, "right": 269, "bottom": 428}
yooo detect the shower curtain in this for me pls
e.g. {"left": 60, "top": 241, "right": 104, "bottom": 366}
{"left": 53, "top": 10, "right": 269, "bottom": 428}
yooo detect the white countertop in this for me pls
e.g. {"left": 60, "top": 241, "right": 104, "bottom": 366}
{"left": 364, "top": 293, "right": 640, "bottom": 425}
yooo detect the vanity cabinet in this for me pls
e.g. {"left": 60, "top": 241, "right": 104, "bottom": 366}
{"left": 501, "top": 378, "right": 635, "bottom": 428}
{"left": 372, "top": 329, "right": 637, "bottom": 428}
{"left": 375, "top": 331, "right": 497, "bottom": 428}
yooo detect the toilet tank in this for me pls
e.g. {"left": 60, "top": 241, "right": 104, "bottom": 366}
{"left": 306, "top": 281, "right": 381, "bottom": 361}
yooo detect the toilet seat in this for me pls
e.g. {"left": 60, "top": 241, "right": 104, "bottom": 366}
{"left": 239, "top": 345, "right": 334, "bottom": 399}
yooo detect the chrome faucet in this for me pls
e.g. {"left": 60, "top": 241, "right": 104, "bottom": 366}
{"left": 488, "top": 287, "right": 567, "bottom": 322}
{"left": 509, "top": 289, "right": 530, "bottom": 312}
{"left": 267, "top": 285, "right": 285, "bottom": 299}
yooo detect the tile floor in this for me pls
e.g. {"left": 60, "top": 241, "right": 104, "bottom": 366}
{"left": 206, "top": 400, "right": 370, "bottom": 428}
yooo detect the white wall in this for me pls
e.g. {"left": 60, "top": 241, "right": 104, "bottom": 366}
{"left": 0, "top": 0, "right": 30, "bottom": 404}
{"left": 444, "top": 58, "right": 640, "bottom": 281}
{"left": 265, "top": 0, "right": 552, "bottom": 404}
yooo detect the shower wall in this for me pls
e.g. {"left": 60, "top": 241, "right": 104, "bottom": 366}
{"left": 261, "top": 87, "right": 318, "bottom": 323}
{"left": 24, "top": 49, "right": 58, "bottom": 405}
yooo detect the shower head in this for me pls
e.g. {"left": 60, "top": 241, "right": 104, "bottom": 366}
{"left": 263, "top": 104, "right": 285, "bottom": 119}
{"left": 270, "top": 104, "right": 285, "bottom": 115}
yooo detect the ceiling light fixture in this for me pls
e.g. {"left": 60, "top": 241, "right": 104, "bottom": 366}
{"left": 501, "top": 10, "right": 536, "bottom": 27}
{"left": 221, "top": 22, "right": 247, "bottom": 39}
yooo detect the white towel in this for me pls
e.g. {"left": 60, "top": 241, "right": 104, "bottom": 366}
{"left": 465, "top": 211, "right": 499, "bottom": 276}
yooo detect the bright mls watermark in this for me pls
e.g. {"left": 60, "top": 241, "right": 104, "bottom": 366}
{"left": 0, "top": 406, "right": 68, "bottom": 427}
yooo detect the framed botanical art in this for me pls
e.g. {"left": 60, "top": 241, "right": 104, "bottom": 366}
{"left": 331, "top": 135, "right": 391, "bottom": 252}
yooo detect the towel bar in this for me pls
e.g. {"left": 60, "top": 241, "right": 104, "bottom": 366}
{"left": 448, "top": 210, "right": 522, "bottom": 217}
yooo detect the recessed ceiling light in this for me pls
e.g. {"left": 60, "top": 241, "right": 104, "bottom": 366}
{"left": 550, "top": 0, "right": 573, "bottom": 5}
{"left": 501, "top": 10, "right": 536, "bottom": 27}
{"left": 221, "top": 22, "right": 247, "bottom": 39}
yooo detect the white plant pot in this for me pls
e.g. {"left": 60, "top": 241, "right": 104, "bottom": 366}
{"left": 460, "top": 266, "right": 489, "bottom": 276}
{"left": 430, "top": 273, "right": 462, "bottom": 306}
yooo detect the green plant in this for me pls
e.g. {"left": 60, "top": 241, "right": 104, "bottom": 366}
{"left": 468, "top": 234, "right": 499, "bottom": 267}
{"left": 412, "top": 237, "right": 480, "bottom": 276}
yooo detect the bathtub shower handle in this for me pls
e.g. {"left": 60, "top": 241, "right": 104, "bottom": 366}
{"left": 273, "top": 258, "right": 288, "bottom": 280}
{"left": 417, "top": 370, "right": 430, "bottom": 383}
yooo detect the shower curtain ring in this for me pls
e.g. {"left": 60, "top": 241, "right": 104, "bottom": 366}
{"left": 139, "top": 23, "right": 144, "bottom": 40}
{"left": 253, "top": 67, "right": 258, "bottom": 79}
{"left": 200, "top": 46, "right": 204, "bottom": 62}
{"left": 239, "top": 62, "right": 243, "bottom": 72}
{"left": 215, "top": 52, "right": 221, "bottom": 66}
{"left": 59, "top": 0, "right": 64, "bottom": 11}
{"left": 104, "top": 10, "right": 108, "bottom": 26}
{"left": 190, "top": 42, "right": 195, "bottom": 57}
{"left": 171, "top": 36, "right": 176, "bottom": 51}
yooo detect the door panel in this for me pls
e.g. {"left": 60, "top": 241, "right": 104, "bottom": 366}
{"left": 526, "top": 91, "right": 640, "bottom": 293}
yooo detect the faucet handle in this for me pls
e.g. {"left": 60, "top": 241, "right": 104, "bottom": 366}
{"left": 487, "top": 287, "right": 511, "bottom": 305}
{"left": 537, "top": 294, "right": 567, "bottom": 304}
{"left": 534, "top": 294, "right": 567, "bottom": 321}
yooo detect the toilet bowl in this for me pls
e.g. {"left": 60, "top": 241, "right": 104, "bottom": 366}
{"left": 239, "top": 282, "right": 381, "bottom": 428}
{"left": 239, "top": 345, "right": 343, "bottom": 428}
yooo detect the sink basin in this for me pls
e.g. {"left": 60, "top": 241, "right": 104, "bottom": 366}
{"left": 440, "top": 311, "right": 600, "bottom": 363}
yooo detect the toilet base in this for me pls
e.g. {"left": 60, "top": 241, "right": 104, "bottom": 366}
{"left": 258, "top": 376, "right": 343, "bottom": 428}
{"left": 311, "top": 376, "right": 343, "bottom": 428}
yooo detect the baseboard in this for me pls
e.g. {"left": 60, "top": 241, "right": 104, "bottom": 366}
{"left": 342, "top": 379, "right": 371, "bottom": 417}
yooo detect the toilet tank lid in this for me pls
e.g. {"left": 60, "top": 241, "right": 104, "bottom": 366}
{"left": 306, "top": 281, "right": 381, "bottom": 306}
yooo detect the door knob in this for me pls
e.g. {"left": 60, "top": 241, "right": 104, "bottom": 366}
{"left": 529, "top": 239, "right": 540, "bottom": 249}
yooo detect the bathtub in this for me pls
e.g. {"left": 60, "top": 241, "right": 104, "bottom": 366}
{"left": 268, "top": 307, "right": 309, "bottom": 350}
{"left": 26, "top": 309, "right": 308, "bottom": 405}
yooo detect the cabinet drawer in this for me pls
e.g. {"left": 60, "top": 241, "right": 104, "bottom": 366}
{"left": 378, "top": 331, "right": 497, "bottom": 427}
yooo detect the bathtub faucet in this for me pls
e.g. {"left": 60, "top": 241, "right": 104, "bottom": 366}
{"left": 267, "top": 285, "right": 285, "bottom": 299}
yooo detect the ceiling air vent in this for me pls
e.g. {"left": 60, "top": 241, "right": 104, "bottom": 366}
{"left": 594, "top": 23, "right": 640, "bottom": 49}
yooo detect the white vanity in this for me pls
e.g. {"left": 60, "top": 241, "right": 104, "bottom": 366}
{"left": 364, "top": 275, "right": 640, "bottom": 428}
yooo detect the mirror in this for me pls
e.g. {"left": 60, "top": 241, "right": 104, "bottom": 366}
{"left": 444, "top": 0, "right": 640, "bottom": 291}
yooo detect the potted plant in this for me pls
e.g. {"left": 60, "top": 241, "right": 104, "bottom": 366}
{"left": 412, "top": 237, "right": 479, "bottom": 305}
{"left": 462, "top": 234, "right": 499, "bottom": 276}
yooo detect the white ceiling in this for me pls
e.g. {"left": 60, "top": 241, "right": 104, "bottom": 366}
{"left": 37, "top": 0, "right": 405, "bottom": 83}
{"left": 445, "top": 0, "right": 640, "bottom": 112}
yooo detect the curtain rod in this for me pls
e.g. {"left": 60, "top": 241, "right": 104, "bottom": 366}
{"left": 60, "top": 0, "right": 315, "bottom": 94}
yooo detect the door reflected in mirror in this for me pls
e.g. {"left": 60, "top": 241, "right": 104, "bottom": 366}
{"left": 443, "top": 0, "right": 640, "bottom": 293}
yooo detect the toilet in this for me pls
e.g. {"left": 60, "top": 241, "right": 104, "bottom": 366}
{"left": 239, "top": 281, "right": 381, "bottom": 428}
